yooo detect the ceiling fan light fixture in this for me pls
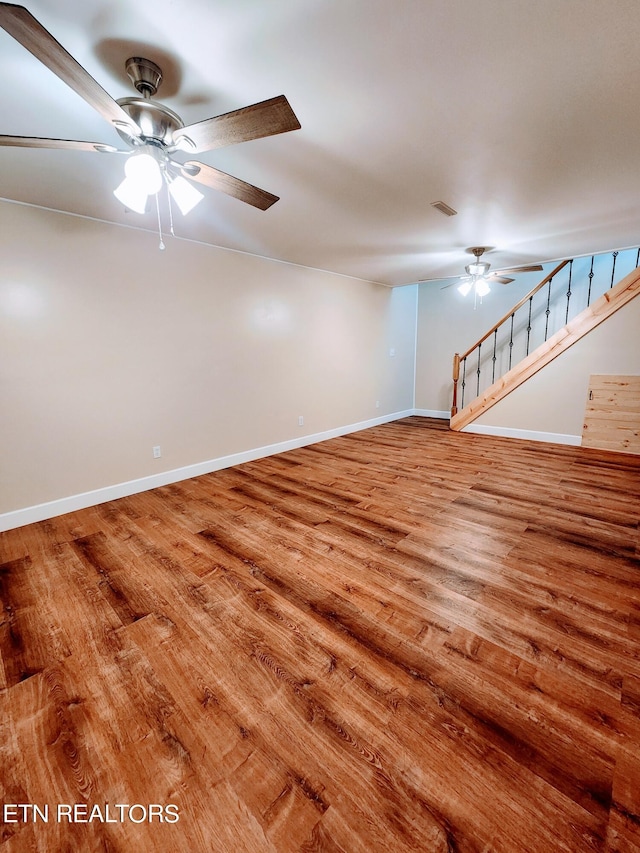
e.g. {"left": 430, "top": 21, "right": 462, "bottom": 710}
{"left": 458, "top": 280, "right": 473, "bottom": 296}
{"left": 113, "top": 177, "right": 148, "bottom": 214}
{"left": 168, "top": 175, "right": 204, "bottom": 216}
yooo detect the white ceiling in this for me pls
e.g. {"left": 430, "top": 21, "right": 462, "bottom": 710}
{"left": 1, "top": 0, "right": 639, "bottom": 286}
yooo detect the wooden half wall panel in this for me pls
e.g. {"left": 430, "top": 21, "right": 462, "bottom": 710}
{"left": 582, "top": 374, "right": 640, "bottom": 454}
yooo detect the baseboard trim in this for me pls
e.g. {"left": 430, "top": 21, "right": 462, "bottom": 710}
{"left": 461, "top": 422, "right": 582, "bottom": 446}
{"left": 0, "top": 409, "right": 415, "bottom": 532}
{"left": 413, "top": 409, "right": 450, "bottom": 419}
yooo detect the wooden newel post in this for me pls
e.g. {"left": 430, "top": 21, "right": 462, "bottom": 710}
{"left": 451, "top": 353, "right": 460, "bottom": 417}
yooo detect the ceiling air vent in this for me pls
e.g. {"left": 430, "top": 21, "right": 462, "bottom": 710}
{"left": 430, "top": 201, "right": 457, "bottom": 217}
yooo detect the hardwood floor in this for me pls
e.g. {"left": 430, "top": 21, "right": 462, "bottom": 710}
{"left": 1, "top": 417, "right": 640, "bottom": 852}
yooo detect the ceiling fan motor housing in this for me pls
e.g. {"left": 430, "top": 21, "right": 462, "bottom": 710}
{"left": 466, "top": 246, "right": 491, "bottom": 276}
{"left": 114, "top": 58, "right": 185, "bottom": 148}
{"left": 115, "top": 96, "right": 184, "bottom": 148}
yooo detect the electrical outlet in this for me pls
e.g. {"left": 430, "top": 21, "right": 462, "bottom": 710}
{"left": 153, "top": 445, "right": 161, "bottom": 458}
{"left": 389, "top": 347, "right": 396, "bottom": 357}
{"left": 376, "top": 400, "right": 380, "bottom": 408}
{"left": 298, "top": 416, "right": 304, "bottom": 426}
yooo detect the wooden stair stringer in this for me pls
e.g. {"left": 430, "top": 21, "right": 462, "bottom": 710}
{"left": 450, "top": 264, "right": 640, "bottom": 432}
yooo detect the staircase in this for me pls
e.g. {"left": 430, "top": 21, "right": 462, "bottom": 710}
{"left": 449, "top": 248, "right": 640, "bottom": 432}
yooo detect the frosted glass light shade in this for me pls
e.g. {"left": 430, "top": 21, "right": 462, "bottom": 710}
{"left": 124, "top": 151, "right": 163, "bottom": 195}
{"left": 458, "top": 280, "right": 472, "bottom": 296}
{"left": 475, "top": 278, "right": 491, "bottom": 297}
{"left": 168, "top": 176, "right": 204, "bottom": 216}
{"left": 113, "top": 177, "right": 148, "bottom": 214}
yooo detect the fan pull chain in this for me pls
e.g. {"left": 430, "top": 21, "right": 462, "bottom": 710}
{"left": 167, "top": 181, "right": 176, "bottom": 237}
{"left": 155, "top": 192, "right": 165, "bottom": 250}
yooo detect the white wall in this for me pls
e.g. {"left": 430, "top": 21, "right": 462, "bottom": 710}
{"left": 3, "top": 199, "right": 636, "bottom": 527}
{"left": 0, "top": 202, "right": 417, "bottom": 520}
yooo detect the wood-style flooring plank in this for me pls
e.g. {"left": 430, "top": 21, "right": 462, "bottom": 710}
{"left": 1, "top": 417, "right": 639, "bottom": 851}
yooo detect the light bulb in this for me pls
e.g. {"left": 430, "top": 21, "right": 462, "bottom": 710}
{"left": 124, "top": 151, "right": 163, "bottom": 195}
{"left": 458, "top": 281, "right": 472, "bottom": 296}
{"left": 168, "top": 175, "right": 204, "bottom": 216}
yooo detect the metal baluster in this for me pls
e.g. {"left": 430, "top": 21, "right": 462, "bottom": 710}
{"left": 526, "top": 296, "right": 533, "bottom": 355}
{"left": 565, "top": 259, "right": 573, "bottom": 324}
{"left": 587, "top": 256, "right": 594, "bottom": 306}
{"left": 476, "top": 343, "right": 482, "bottom": 397}
{"left": 544, "top": 276, "right": 553, "bottom": 341}
{"left": 609, "top": 250, "right": 618, "bottom": 289}
{"left": 636, "top": 247, "right": 640, "bottom": 267}
{"left": 461, "top": 357, "right": 467, "bottom": 408}
{"left": 508, "top": 313, "right": 515, "bottom": 370}
{"left": 492, "top": 328, "right": 498, "bottom": 383}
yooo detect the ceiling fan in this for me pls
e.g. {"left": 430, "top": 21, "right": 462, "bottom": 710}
{"left": 0, "top": 2, "right": 301, "bottom": 226}
{"left": 421, "top": 247, "right": 543, "bottom": 298}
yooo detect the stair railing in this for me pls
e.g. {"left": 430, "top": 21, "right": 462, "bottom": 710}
{"left": 451, "top": 247, "right": 640, "bottom": 417}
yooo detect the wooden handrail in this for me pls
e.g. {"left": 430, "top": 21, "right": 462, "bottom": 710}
{"left": 458, "top": 260, "right": 569, "bottom": 362}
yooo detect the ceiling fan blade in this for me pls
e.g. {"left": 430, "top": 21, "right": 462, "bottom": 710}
{"left": 412, "top": 271, "right": 463, "bottom": 284}
{"left": 488, "top": 275, "right": 515, "bottom": 285}
{"left": 173, "top": 95, "right": 301, "bottom": 154}
{"left": 182, "top": 160, "right": 279, "bottom": 210}
{"left": 0, "top": 134, "right": 120, "bottom": 152}
{"left": 497, "top": 264, "right": 544, "bottom": 274}
{"left": 0, "top": 3, "right": 136, "bottom": 132}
